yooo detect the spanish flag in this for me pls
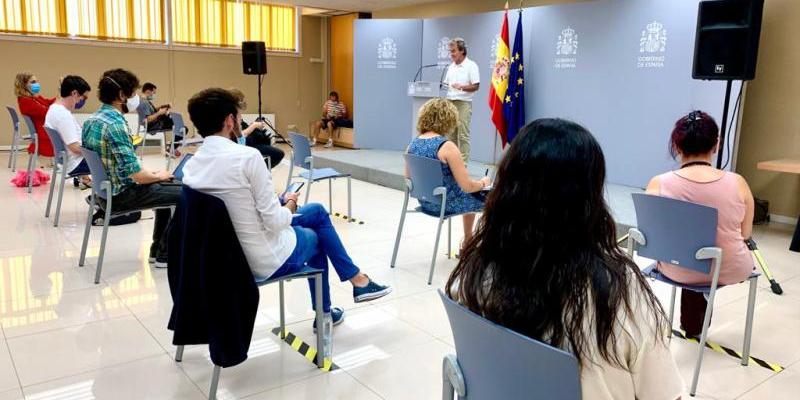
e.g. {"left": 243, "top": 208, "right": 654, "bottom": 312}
{"left": 489, "top": 3, "right": 510, "bottom": 145}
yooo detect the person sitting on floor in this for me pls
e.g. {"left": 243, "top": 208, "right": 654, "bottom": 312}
{"left": 646, "top": 110, "right": 755, "bottom": 337}
{"left": 82, "top": 69, "right": 180, "bottom": 267}
{"left": 44, "top": 75, "right": 92, "bottom": 188}
{"left": 311, "top": 91, "right": 351, "bottom": 148}
{"left": 447, "top": 118, "right": 683, "bottom": 399}
{"left": 182, "top": 88, "right": 391, "bottom": 327}
{"left": 406, "top": 97, "right": 490, "bottom": 253}
{"left": 227, "top": 88, "right": 285, "bottom": 167}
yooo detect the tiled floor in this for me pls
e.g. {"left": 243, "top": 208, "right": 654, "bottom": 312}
{"left": 0, "top": 149, "right": 798, "bottom": 399}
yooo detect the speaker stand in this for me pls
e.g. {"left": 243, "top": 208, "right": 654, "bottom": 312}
{"left": 255, "top": 73, "right": 290, "bottom": 146}
{"left": 716, "top": 79, "right": 734, "bottom": 169}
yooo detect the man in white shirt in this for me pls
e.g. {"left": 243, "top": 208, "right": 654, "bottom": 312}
{"left": 182, "top": 88, "right": 391, "bottom": 326}
{"left": 443, "top": 38, "right": 480, "bottom": 163}
{"left": 44, "top": 75, "right": 92, "bottom": 185}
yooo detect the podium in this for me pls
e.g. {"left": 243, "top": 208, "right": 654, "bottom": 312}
{"left": 408, "top": 81, "right": 442, "bottom": 140}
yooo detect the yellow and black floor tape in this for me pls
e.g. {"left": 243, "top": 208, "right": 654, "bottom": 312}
{"left": 332, "top": 212, "right": 365, "bottom": 225}
{"left": 672, "top": 329, "right": 784, "bottom": 373}
{"left": 270, "top": 327, "right": 339, "bottom": 372}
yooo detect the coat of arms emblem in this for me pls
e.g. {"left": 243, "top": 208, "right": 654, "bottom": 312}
{"left": 556, "top": 27, "right": 578, "bottom": 56}
{"left": 640, "top": 21, "right": 667, "bottom": 53}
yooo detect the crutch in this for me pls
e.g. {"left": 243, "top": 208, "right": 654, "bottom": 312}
{"left": 745, "top": 238, "right": 783, "bottom": 295}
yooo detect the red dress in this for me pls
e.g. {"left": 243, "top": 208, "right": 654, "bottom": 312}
{"left": 17, "top": 95, "right": 56, "bottom": 157}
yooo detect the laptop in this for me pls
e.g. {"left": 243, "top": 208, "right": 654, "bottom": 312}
{"left": 161, "top": 154, "right": 193, "bottom": 186}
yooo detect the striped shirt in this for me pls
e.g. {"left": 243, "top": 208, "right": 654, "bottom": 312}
{"left": 82, "top": 104, "right": 141, "bottom": 196}
{"left": 323, "top": 100, "right": 346, "bottom": 119}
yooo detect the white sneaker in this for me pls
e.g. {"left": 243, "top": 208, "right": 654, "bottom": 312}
{"left": 324, "top": 138, "right": 334, "bottom": 148}
{"left": 310, "top": 138, "right": 317, "bottom": 146}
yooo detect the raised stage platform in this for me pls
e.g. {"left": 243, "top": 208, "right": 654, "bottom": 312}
{"left": 312, "top": 149, "right": 644, "bottom": 234}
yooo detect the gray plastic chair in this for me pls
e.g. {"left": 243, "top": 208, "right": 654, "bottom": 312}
{"left": 136, "top": 106, "right": 168, "bottom": 160}
{"left": 21, "top": 115, "right": 39, "bottom": 193}
{"left": 5, "top": 106, "right": 29, "bottom": 172}
{"left": 438, "top": 290, "right": 581, "bottom": 400}
{"left": 391, "top": 154, "right": 476, "bottom": 284}
{"left": 43, "top": 127, "right": 90, "bottom": 226}
{"left": 627, "top": 193, "right": 759, "bottom": 396}
{"left": 170, "top": 188, "right": 326, "bottom": 400}
{"left": 286, "top": 132, "right": 353, "bottom": 221}
{"left": 78, "top": 148, "right": 174, "bottom": 284}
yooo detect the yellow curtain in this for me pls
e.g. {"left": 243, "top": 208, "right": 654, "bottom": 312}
{"left": 0, "top": 0, "right": 163, "bottom": 42}
{"left": 172, "top": 0, "right": 296, "bottom": 51}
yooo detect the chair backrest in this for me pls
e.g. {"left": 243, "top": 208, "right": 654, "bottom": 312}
{"left": 169, "top": 112, "right": 185, "bottom": 135}
{"left": 172, "top": 153, "right": 194, "bottom": 181}
{"left": 439, "top": 291, "right": 581, "bottom": 399}
{"left": 44, "top": 127, "right": 67, "bottom": 162}
{"left": 21, "top": 115, "right": 37, "bottom": 143}
{"left": 288, "top": 131, "right": 312, "bottom": 169}
{"left": 632, "top": 193, "right": 719, "bottom": 274}
{"left": 80, "top": 148, "right": 111, "bottom": 199}
{"left": 135, "top": 105, "right": 149, "bottom": 128}
{"left": 5, "top": 106, "right": 19, "bottom": 129}
{"left": 403, "top": 153, "right": 446, "bottom": 203}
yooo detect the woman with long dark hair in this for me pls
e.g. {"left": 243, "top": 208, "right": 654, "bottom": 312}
{"left": 447, "top": 119, "right": 682, "bottom": 399}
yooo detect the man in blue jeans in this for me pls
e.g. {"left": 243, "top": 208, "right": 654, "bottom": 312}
{"left": 182, "top": 88, "right": 391, "bottom": 326}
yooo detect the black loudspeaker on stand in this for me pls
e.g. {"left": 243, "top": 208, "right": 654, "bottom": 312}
{"left": 241, "top": 41, "right": 289, "bottom": 146}
{"left": 692, "top": 0, "right": 763, "bottom": 169}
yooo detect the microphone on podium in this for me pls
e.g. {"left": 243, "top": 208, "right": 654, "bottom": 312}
{"left": 412, "top": 64, "right": 438, "bottom": 82}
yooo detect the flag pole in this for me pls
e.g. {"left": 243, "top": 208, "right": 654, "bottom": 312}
{"left": 493, "top": 129, "right": 499, "bottom": 166}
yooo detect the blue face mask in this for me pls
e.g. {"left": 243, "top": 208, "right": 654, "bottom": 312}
{"left": 75, "top": 98, "right": 86, "bottom": 110}
{"left": 30, "top": 82, "right": 41, "bottom": 95}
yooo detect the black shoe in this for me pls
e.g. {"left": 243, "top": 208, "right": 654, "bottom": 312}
{"left": 153, "top": 255, "right": 168, "bottom": 269}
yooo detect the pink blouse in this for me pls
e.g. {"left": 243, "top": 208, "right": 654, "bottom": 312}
{"left": 656, "top": 171, "right": 753, "bottom": 286}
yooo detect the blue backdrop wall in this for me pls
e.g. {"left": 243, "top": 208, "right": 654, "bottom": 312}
{"left": 353, "top": 0, "right": 741, "bottom": 188}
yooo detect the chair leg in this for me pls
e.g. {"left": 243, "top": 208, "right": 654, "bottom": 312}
{"left": 175, "top": 345, "right": 184, "bottom": 362}
{"left": 208, "top": 365, "right": 221, "bottom": 400}
{"left": 53, "top": 167, "right": 68, "bottom": 227}
{"left": 7, "top": 133, "right": 14, "bottom": 169}
{"left": 667, "top": 286, "right": 677, "bottom": 338}
{"left": 94, "top": 197, "right": 113, "bottom": 284}
{"left": 447, "top": 219, "right": 452, "bottom": 259}
{"left": 304, "top": 176, "right": 312, "bottom": 205}
{"left": 79, "top": 193, "right": 96, "bottom": 266}
{"left": 26, "top": 151, "right": 34, "bottom": 193}
{"left": 347, "top": 176, "right": 352, "bottom": 222}
{"left": 690, "top": 290, "right": 716, "bottom": 396}
{"left": 428, "top": 215, "right": 447, "bottom": 285}
{"left": 328, "top": 179, "right": 333, "bottom": 213}
{"left": 314, "top": 274, "right": 325, "bottom": 368}
{"left": 279, "top": 280, "right": 286, "bottom": 339}
{"left": 741, "top": 276, "right": 758, "bottom": 366}
{"left": 45, "top": 162, "right": 58, "bottom": 218}
{"left": 390, "top": 194, "right": 410, "bottom": 268}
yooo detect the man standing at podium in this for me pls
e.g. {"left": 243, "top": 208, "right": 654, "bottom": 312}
{"left": 443, "top": 38, "right": 480, "bottom": 163}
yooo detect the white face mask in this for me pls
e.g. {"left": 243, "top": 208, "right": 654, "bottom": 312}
{"left": 126, "top": 94, "right": 140, "bottom": 111}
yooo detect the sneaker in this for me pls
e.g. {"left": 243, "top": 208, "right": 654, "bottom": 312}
{"left": 324, "top": 138, "right": 334, "bottom": 148}
{"left": 310, "top": 137, "right": 317, "bottom": 146}
{"left": 312, "top": 307, "right": 345, "bottom": 332}
{"left": 353, "top": 276, "right": 392, "bottom": 303}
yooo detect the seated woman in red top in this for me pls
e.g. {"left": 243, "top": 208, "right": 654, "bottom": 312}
{"left": 15, "top": 73, "right": 56, "bottom": 157}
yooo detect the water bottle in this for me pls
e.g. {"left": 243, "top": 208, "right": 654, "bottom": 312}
{"left": 321, "top": 312, "right": 333, "bottom": 360}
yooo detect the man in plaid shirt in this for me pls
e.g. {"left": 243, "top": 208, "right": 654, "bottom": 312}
{"left": 82, "top": 69, "right": 180, "bottom": 267}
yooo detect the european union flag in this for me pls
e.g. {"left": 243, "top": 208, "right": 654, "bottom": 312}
{"left": 503, "top": 11, "right": 526, "bottom": 146}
